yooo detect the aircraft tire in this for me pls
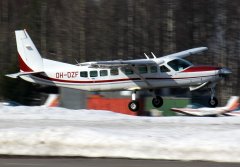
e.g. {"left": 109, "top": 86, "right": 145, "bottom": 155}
{"left": 128, "top": 101, "right": 139, "bottom": 112}
{"left": 208, "top": 97, "right": 218, "bottom": 107}
{"left": 152, "top": 96, "right": 163, "bottom": 108}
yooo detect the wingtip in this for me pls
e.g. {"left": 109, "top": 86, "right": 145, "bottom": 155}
{"left": 5, "top": 73, "right": 19, "bottom": 78}
{"left": 198, "top": 47, "right": 208, "bottom": 51}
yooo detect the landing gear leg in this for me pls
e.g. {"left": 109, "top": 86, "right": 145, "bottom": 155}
{"left": 128, "top": 90, "right": 139, "bottom": 112}
{"left": 152, "top": 90, "right": 163, "bottom": 108}
{"left": 208, "top": 87, "right": 218, "bottom": 107}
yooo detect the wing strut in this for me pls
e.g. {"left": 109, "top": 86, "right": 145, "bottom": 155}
{"left": 129, "top": 65, "right": 153, "bottom": 88}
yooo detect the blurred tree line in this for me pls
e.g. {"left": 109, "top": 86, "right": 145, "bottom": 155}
{"left": 0, "top": 0, "right": 239, "bottom": 104}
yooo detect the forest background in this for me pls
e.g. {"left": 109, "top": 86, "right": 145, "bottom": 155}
{"left": 0, "top": 0, "right": 239, "bottom": 105}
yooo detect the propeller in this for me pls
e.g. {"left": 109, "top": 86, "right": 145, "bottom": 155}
{"left": 219, "top": 67, "right": 231, "bottom": 83}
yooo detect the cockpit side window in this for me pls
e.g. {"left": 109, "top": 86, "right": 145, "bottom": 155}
{"left": 167, "top": 59, "right": 191, "bottom": 71}
{"left": 160, "top": 65, "right": 170, "bottom": 72}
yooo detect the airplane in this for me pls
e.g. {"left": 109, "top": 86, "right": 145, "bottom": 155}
{"left": 1, "top": 94, "right": 59, "bottom": 107}
{"left": 42, "top": 94, "right": 59, "bottom": 107}
{"left": 6, "top": 30, "right": 231, "bottom": 111}
{"left": 223, "top": 105, "right": 240, "bottom": 116}
{"left": 171, "top": 96, "right": 239, "bottom": 116}
{"left": 224, "top": 110, "right": 240, "bottom": 116}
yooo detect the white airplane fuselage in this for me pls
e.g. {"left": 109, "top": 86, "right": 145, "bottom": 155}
{"left": 20, "top": 57, "right": 222, "bottom": 92}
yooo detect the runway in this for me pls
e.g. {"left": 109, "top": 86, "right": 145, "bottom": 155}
{"left": 0, "top": 157, "right": 239, "bottom": 167}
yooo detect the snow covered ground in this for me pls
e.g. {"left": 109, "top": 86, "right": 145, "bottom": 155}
{"left": 0, "top": 104, "right": 240, "bottom": 162}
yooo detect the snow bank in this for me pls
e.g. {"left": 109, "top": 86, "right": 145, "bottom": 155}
{"left": 0, "top": 105, "right": 240, "bottom": 162}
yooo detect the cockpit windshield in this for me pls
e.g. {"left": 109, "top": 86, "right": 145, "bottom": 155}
{"left": 167, "top": 59, "right": 192, "bottom": 71}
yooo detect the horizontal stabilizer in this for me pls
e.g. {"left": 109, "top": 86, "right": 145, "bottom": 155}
{"left": 5, "top": 71, "right": 43, "bottom": 78}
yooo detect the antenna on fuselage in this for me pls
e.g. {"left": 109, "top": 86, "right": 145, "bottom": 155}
{"left": 74, "top": 58, "right": 80, "bottom": 65}
{"left": 144, "top": 53, "right": 150, "bottom": 59}
{"left": 151, "top": 52, "right": 157, "bottom": 59}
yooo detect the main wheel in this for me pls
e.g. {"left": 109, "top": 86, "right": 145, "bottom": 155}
{"left": 128, "top": 100, "right": 139, "bottom": 112}
{"left": 208, "top": 97, "right": 218, "bottom": 107}
{"left": 152, "top": 96, "right": 163, "bottom": 108}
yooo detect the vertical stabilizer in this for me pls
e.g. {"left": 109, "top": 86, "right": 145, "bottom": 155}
{"left": 15, "top": 30, "right": 43, "bottom": 72}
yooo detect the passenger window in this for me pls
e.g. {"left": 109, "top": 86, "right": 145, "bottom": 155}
{"left": 100, "top": 70, "right": 108, "bottom": 76}
{"left": 125, "top": 68, "right": 134, "bottom": 75}
{"left": 160, "top": 65, "right": 170, "bottom": 72}
{"left": 90, "top": 71, "right": 98, "bottom": 77}
{"left": 138, "top": 66, "right": 148, "bottom": 74}
{"left": 80, "top": 71, "right": 88, "bottom": 77}
{"left": 110, "top": 68, "right": 119, "bottom": 76}
{"left": 150, "top": 66, "right": 158, "bottom": 73}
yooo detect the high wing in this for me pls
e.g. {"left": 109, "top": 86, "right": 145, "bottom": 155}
{"left": 161, "top": 47, "right": 208, "bottom": 59}
{"left": 88, "top": 59, "right": 164, "bottom": 68}
{"left": 86, "top": 47, "right": 207, "bottom": 68}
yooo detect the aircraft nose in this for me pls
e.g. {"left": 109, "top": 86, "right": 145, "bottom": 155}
{"left": 219, "top": 67, "right": 231, "bottom": 75}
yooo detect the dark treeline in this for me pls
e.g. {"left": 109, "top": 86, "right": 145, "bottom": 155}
{"left": 0, "top": 0, "right": 239, "bottom": 104}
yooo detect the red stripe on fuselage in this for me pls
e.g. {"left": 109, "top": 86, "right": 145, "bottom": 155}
{"left": 18, "top": 54, "right": 33, "bottom": 72}
{"left": 182, "top": 66, "right": 220, "bottom": 72}
{"left": 33, "top": 74, "right": 141, "bottom": 83}
{"left": 32, "top": 74, "right": 218, "bottom": 84}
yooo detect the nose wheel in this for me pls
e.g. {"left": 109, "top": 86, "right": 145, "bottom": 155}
{"left": 208, "top": 97, "right": 218, "bottom": 107}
